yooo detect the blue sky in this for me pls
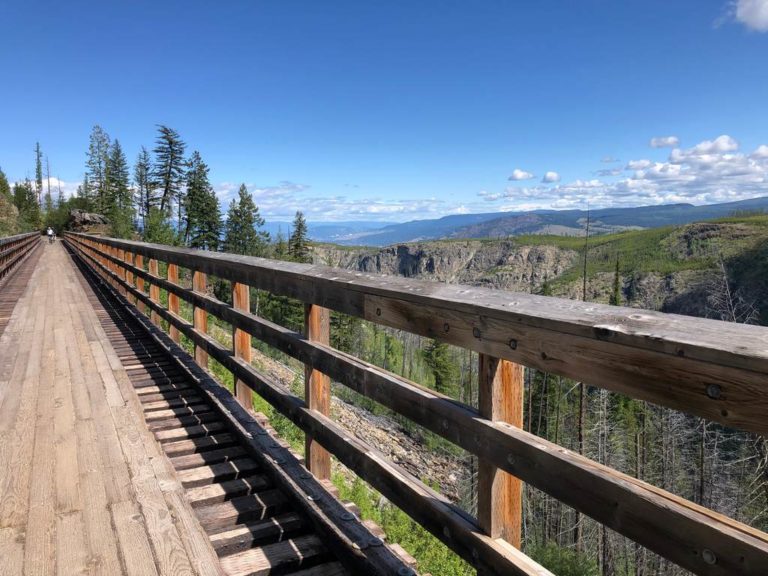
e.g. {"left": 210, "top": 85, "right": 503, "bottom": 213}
{"left": 1, "top": 0, "right": 767, "bottom": 222}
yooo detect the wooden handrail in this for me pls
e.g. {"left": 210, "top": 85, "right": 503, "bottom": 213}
{"left": 64, "top": 232, "right": 768, "bottom": 576}
{"left": 0, "top": 232, "right": 40, "bottom": 283}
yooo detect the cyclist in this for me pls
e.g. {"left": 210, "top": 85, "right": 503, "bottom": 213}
{"left": 46, "top": 226, "right": 54, "bottom": 244}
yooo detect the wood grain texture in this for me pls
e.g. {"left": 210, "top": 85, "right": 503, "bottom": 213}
{"left": 232, "top": 282, "right": 253, "bottom": 412}
{"left": 167, "top": 263, "right": 180, "bottom": 343}
{"left": 192, "top": 271, "right": 209, "bottom": 368}
{"left": 304, "top": 303, "right": 331, "bottom": 480}
{"left": 477, "top": 355, "right": 523, "bottom": 547}
{"left": 148, "top": 258, "right": 160, "bottom": 326}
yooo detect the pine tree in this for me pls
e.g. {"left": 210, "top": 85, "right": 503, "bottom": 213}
{"left": 152, "top": 125, "right": 186, "bottom": 221}
{"left": 43, "top": 156, "right": 53, "bottom": 216}
{"left": 184, "top": 151, "right": 221, "bottom": 250}
{"left": 86, "top": 125, "right": 111, "bottom": 213}
{"left": 0, "top": 168, "right": 10, "bottom": 200}
{"left": 273, "top": 228, "right": 288, "bottom": 259}
{"left": 77, "top": 174, "right": 91, "bottom": 204}
{"left": 421, "top": 339, "right": 458, "bottom": 397}
{"left": 12, "top": 179, "right": 40, "bottom": 230}
{"left": 0, "top": 167, "right": 18, "bottom": 236}
{"left": 133, "top": 146, "right": 154, "bottom": 230}
{"left": 106, "top": 139, "right": 133, "bottom": 237}
{"left": 35, "top": 142, "right": 43, "bottom": 207}
{"left": 222, "top": 184, "right": 269, "bottom": 256}
{"left": 288, "top": 210, "right": 310, "bottom": 262}
{"left": 609, "top": 255, "right": 621, "bottom": 306}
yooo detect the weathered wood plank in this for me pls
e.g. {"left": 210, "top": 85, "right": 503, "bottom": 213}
{"left": 232, "top": 282, "right": 253, "bottom": 412}
{"left": 192, "top": 271, "right": 208, "bottom": 368}
{"left": 477, "top": 354, "right": 523, "bottom": 548}
{"left": 304, "top": 303, "right": 331, "bottom": 480}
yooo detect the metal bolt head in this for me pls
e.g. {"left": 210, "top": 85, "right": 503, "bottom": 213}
{"left": 706, "top": 384, "right": 722, "bottom": 400}
{"left": 443, "top": 322, "right": 450, "bottom": 333}
{"left": 376, "top": 307, "right": 381, "bottom": 316}
{"left": 472, "top": 327, "right": 481, "bottom": 339}
{"left": 368, "top": 537, "right": 383, "bottom": 547}
{"left": 701, "top": 549, "right": 717, "bottom": 565}
{"left": 508, "top": 338, "right": 518, "bottom": 350}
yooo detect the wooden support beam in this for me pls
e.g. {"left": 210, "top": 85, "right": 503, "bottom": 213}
{"left": 477, "top": 354, "right": 523, "bottom": 548}
{"left": 167, "top": 263, "right": 180, "bottom": 343}
{"left": 135, "top": 254, "right": 146, "bottom": 314}
{"left": 304, "top": 303, "right": 332, "bottom": 480}
{"left": 192, "top": 271, "right": 209, "bottom": 368}
{"left": 123, "top": 250, "right": 135, "bottom": 305}
{"left": 149, "top": 258, "right": 160, "bottom": 326}
{"left": 232, "top": 282, "right": 253, "bottom": 412}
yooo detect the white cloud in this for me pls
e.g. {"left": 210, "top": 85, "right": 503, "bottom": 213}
{"left": 508, "top": 168, "right": 535, "bottom": 181}
{"left": 12, "top": 176, "right": 80, "bottom": 199}
{"left": 691, "top": 134, "right": 739, "bottom": 154}
{"left": 541, "top": 171, "right": 561, "bottom": 183}
{"left": 650, "top": 136, "right": 680, "bottom": 148}
{"left": 214, "top": 180, "right": 459, "bottom": 222}
{"left": 734, "top": 0, "right": 768, "bottom": 31}
{"left": 750, "top": 144, "right": 768, "bottom": 158}
{"left": 479, "top": 134, "right": 768, "bottom": 211}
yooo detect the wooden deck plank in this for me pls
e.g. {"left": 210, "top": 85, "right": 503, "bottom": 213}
{"left": 0, "top": 243, "right": 226, "bottom": 576}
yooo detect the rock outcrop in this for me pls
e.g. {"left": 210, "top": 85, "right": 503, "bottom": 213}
{"left": 68, "top": 209, "right": 111, "bottom": 233}
{"left": 313, "top": 239, "right": 578, "bottom": 293}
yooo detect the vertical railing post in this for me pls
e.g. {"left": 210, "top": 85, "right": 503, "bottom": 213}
{"left": 167, "top": 263, "right": 180, "bottom": 343}
{"left": 304, "top": 303, "right": 331, "bottom": 480}
{"left": 149, "top": 258, "right": 160, "bottom": 325}
{"left": 232, "top": 282, "right": 253, "bottom": 412}
{"left": 192, "top": 271, "right": 209, "bottom": 368}
{"left": 477, "top": 354, "right": 523, "bottom": 552}
{"left": 135, "top": 255, "right": 146, "bottom": 314}
{"left": 117, "top": 248, "right": 126, "bottom": 296}
{"left": 124, "top": 250, "right": 135, "bottom": 305}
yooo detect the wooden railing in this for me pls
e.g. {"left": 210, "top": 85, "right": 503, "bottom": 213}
{"left": 64, "top": 232, "right": 768, "bottom": 576}
{"left": 0, "top": 231, "right": 40, "bottom": 283}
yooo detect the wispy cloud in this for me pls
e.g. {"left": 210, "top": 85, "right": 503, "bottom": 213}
{"left": 650, "top": 135, "right": 679, "bottom": 148}
{"left": 214, "top": 181, "right": 454, "bottom": 222}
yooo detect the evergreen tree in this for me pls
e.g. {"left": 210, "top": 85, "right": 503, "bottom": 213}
{"left": 0, "top": 167, "right": 18, "bottom": 236}
{"left": 0, "top": 167, "right": 10, "bottom": 200}
{"left": 421, "top": 339, "right": 458, "bottom": 397}
{"left": 273, "top": 228, "right": 288, "bottom": 259}
{"left": 43, "top": 156, "right": 53, "bottom": 216}
{"left": 34, "top": 142, "right": 43, "bottom": 207}
{"left": 77, "top": 174, "right": 91, "bottom": 204}
{"left": 133, "top": 146, "right": 154, "bottom": 230}
{"left": 106, "top": 139, "right": 133, "bottom": 237}
{"left": 86, "top": 125, "right": 111, "bottom": 213}
{"left": 288, "top": 210, "right": 310, "bottom": 262}
{"left": 222, "top": 184, "right": 269, "bottom": 256}
{"left": 152, "top": 125, "right": 186, "bottom": 222}
{"left": 609, "top": 255, "right": 621, "bottom": 306}
{"left": 184, "top": 151, "right": 221, "bottom": 249}
{"left": 12, "top": 179, "right": 40, "bottom": 230}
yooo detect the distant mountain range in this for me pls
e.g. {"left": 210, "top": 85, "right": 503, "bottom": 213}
{"left": 292, "top": 196, "right": 768, "bottom": 246}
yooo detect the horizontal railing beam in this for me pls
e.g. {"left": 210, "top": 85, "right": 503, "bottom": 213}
{"left": 64, "top": 232, "right": 768, "bottom": 436}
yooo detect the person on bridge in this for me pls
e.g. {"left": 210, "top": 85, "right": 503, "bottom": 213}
{"left": 46, "top": 226, "right": 55, "bottom": 244}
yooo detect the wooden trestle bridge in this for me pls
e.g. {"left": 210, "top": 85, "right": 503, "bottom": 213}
{"left": 0, "top": 230, "right": 767, "bottom": 575}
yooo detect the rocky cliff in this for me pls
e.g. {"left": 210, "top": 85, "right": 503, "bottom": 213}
{"left": 313, "top": 239, "right": 579, "bottom": 293}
